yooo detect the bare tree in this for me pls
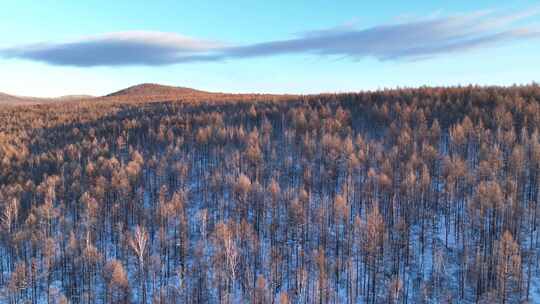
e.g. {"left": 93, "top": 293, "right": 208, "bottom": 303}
{"left": 130, "top": 225, "right": 148, "bottom": 304}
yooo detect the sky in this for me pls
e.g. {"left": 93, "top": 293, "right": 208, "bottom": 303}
{"left": 0, "top": 0, "right": 539, "bottom": 97}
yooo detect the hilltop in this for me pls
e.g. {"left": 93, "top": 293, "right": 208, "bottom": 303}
{"left": 106, "top": 83, "right": 208, "bottom": 97}
{"left": 100, "top": 83, "right": 218, "bottom": 103}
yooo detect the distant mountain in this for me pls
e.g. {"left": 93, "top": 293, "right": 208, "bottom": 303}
{"left": 1, "top": 83, "right": 289, "bottom": 106}
{"left": 0, "top": 92, "right": 93, "bottom": 106}
{"left": 0, "top": 92, "right": 45, "bottom": 105}
{"left": 97, "top": 83, "right": 222, "bottom": 103}
{"left": 56, "top": 94, "right": 95, "bottom": 100}
{"left": 0, "top": 83, "right": 213, "bottom": 106}
{"left": 107, "top": 83, "right": 209, "bottom": 97}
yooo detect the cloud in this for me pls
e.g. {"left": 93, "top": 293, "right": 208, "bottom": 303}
{"left": 1, "top": 31, "right": 225, "bottom": 66}
{"left": 224, "top": 9, "right": 540, "bottom": 61}
{"left": 1, "top": 8, "right": 539, "bottom": 67}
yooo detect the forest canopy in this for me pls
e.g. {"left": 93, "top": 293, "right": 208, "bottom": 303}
{"left": 1, "top": 84, "right": 540, "bottom": 303}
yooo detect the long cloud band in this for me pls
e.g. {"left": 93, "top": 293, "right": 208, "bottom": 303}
{"left": 1, "top": 9, "right": 539, "bottom": 67}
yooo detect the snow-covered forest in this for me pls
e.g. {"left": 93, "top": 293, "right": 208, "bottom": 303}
{"left": 1, "top": 85, "right": 540, "bottom": 303}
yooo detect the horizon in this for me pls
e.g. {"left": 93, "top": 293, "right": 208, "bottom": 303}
{"left": 4, "top": 81, "right": 540, "bottom": 100}
{"left": 1, "top": 1, "right": 539, "bottom": 97}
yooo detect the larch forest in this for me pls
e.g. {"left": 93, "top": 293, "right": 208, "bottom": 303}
{"left": 2, "top": 84, "right": 540, "bottom": 304}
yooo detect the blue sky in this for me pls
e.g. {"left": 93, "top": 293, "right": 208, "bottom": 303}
{"left": 0, "top": 0, "right": 539, "bottom": 97}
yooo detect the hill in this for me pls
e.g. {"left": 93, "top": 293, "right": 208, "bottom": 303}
{"left": 0, "top": 92, "right": 50, "bottom": 105}
{"left": 99, "top": 83, "right": 291, "bottom": 104}
{"left": 1, "top": 83, "right": 292, "bottom": 106}
{"left": 0, "top": 92, "right": 93, "bottom": 106}
{"left": 106, "top": 83, "right": 208, "bottom": 97}
{"left": 101, "top": 83, "right": 216, "bottom": 103}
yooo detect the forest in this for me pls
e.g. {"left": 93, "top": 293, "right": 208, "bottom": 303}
{"left": 1, "top": 84, "right": 540, "bottom": 303}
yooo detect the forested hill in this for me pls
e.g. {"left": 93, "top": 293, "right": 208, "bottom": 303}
{"left": 107, "top": 83, "right": 208, "bottom": 97}
{"left": 0, "top": 83, "right": 292, "bottom": 106}
{"left": 1, "top": 85, "right": 540, "bottom": 303}
{"left": 0, "top": 92, "right": 94, "bottom": 106}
